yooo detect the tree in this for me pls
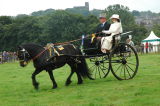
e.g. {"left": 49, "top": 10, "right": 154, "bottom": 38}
{"left": 31, "top": 9, "right": 56, "bottom": 16}
{"left": 0, "top": 16, "right": 13, "bottom": 50}
{"left": 0, "top": 16, "right": 43, "bottom": 51}
{"left": 90, "top": 9, "right": 104, "bottom": 17}
{"left": 84, "top": 15, "right": 99, "bottom": 34}
{"left": 153, "top": 24, "right": 160, "bottom": 37}
{"left": 105, "top": 4, "right": 135, "bottom": 26}
{"left": 132, "top": 10, "right": 140, "bottom": 16}
{"left": 44, "top": 11, "right": 85, "bottom": 43}
{"left": 105, "top": 4, "right": 147, "bottom": 45}
{"left": 0, "top": 16, "right": 12, "bottom": 25}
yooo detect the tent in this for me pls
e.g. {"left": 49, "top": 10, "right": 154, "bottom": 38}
{"left": 142, "top": 31, "right": 160, "bottom": 52}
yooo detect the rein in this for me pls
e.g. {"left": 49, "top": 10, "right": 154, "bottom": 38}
{"left": 27, "top": 32, "right": 103, "bottom": 62}
{"left": 32, "top": 48, "right": 49, "bottom": 61}
{"left": 53, "top": 38, "right": 83, "bottom": 45}
{"left": 53, "top": 32, "right": 102, "bottom": 46}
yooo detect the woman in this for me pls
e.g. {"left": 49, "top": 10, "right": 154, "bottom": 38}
{"left": 101, "top": 14, "right": 123, "bottom": 53}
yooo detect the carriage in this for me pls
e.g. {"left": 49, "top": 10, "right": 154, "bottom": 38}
{"left": 17, "top": 31, "right": 139, "bottom": 89}
{"left": 81, "top": 32, "right": 139, "bottom": 80}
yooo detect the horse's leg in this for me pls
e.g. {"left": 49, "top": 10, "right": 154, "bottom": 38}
{"left": 48, "top": 71, "right": 57, "bottom": 89}
{"left": 74, "top": 63, "right": 83, "bottom": 84}
{"left": 75, "top": 70, "right": 83, "bottom": 84}
{"left": 32, "top": 69, "right": 42, "bottom": 90}
{"left": 65, "top": 69, "right": 74, "bottom": 86}
{"left": 68, "top": 60, "right": 83, "bottom": 85}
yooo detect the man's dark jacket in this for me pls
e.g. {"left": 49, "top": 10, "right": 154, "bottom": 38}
{"left": 95, "top": 22, "right": 110, "bottom": 37}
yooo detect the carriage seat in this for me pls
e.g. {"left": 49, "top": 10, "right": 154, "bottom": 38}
{"left": 82, "top": 37, "right": 102, "bottom": 55}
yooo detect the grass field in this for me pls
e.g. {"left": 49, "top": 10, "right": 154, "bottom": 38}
{"left": 0, "top": 53, "right": 160, "bottom": 106}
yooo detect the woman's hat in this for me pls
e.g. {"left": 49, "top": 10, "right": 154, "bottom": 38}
{"left": 110, "top": 14, "right": 120, "bottom": 19}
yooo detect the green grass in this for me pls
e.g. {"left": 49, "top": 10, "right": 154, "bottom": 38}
{"left": 0, "top": 53, "right": 160, "bottom": 106}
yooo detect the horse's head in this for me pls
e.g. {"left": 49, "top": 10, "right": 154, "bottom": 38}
{"left": 17, "top": 46, "right": 31, "bottom": 67}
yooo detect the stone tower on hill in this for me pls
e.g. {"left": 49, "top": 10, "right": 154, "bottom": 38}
{"left": 85, "top": 2, "right": 89, "bottom": 10}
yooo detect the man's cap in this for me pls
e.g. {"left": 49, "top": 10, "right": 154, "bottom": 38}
{"left": 99, "top": 13, "right": 106, "bottom": 18}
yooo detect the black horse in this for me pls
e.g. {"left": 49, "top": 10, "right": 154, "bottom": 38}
{"left": 17, "top": 43, "right": 93, "bottom": 89}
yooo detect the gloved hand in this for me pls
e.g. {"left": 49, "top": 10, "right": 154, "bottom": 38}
{"left": 102, "top": 30, "right": 109, "bottom": 34}
{"left": 102, "top": 30, "right": 107, "bottom": 34}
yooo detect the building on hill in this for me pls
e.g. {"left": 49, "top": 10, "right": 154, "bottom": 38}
{"left": 135, "top": 14, "right": 160, "bottom": 30}
{"left": 66, "top": 2, "right": 90, "bottom": 16}
{"left": 73, "top": 2, "right": 89, "bottom": 10}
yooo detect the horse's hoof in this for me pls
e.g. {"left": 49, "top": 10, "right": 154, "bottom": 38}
{"left": 52, "top": 85, "right": 57, "bottom": 89}
{"left": 34, "top": 83, "right": 39, "bottom": 90}
{"left": 65, "top": 80, "right": 72, "bottom": 86}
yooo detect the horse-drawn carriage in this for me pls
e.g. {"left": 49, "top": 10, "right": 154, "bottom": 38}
{"left": 82, "top": 32, "right": 139, "bottom": 80}
{"left": 17, "top": 31, "right": 139, "bottom": 89}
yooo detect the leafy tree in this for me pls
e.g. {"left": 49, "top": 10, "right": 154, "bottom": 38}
{"left": 153, "top": 24, "right": 160, "bottom": 37}
{"left": 84, "top": 15, "right": 99, "bottom": 33}
{"left": 90, "top": 9, "right": 104, "bottom": 17}
{"left": 132, "top": 10, "right": 140, "bottom": 16}
{"left": 105, "top": 4, "right": 147, "bottom": 45}
{"left": 31, "top": 9, "right": 56, "bottom": 16}
{"left": 0, "top": 16, "right": 42, "bottom": 51}
{"left": 105, "top": 4, "right": 135, "bottom": 26}
{"left": 44, "top": 11, "right": 85, "bottom": 43}
{"left": 0, "top": 16, "right": 12, "bottom": 25}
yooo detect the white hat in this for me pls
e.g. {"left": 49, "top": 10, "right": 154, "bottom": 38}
{"left": 99, "top": 13, "right": 106, "bottom": 18}
{"left": 129, "top": 35, "right": 132, "bottom": 39}
{"left": 110, "top": 14, "right": 120, "bottom": 19}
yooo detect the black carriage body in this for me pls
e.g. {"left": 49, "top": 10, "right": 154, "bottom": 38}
{"left": 82, "top": 37, "right": 102, "bottom": 55}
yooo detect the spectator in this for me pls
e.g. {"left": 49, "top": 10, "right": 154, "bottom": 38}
{"left": 140, "top": 43, "right": 144, "bottom": 54}
{"left": 145, "top": 42, "right": 149, "bottom": 53}
{"left": 127, "top": 39, "right": 134, "bottom": 47}
{"left": 149, "top": 43, "right": 153, "bottom": 52}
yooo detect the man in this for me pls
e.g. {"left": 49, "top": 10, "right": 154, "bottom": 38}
{"left": 95, "top": 13, "right": 110, "bottom": 37}
{"left": 145, "top": 42, "right": 149, "bottom": 53}
{"left": 140, "top": 43, "right": 144, "bottom": 54}
{"left": 126, "top": 35, "right": 134, "bottom": 47}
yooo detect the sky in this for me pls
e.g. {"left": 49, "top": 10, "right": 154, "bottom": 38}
{"left": 0, "top": 0, "right": 160, "bottom": 16}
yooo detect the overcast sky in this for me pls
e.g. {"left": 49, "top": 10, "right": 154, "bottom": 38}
{"left": 0, "top": 0, "right": 160, "bottom": 16}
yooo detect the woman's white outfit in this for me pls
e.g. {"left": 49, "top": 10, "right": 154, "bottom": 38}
{"left": 101, "top": 22, "right": 123, "bottom": 53}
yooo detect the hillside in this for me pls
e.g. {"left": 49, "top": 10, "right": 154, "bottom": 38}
{"left": 30, "top": 4, "right": 160, "bottom": 31}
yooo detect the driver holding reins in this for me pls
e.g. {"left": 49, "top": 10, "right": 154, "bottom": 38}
{"left": 96, "top": 13, "right": 111, "bottom": 37}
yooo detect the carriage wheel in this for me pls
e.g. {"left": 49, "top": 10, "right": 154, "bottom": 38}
{"left": 87, "top": 56, "right": 110, "bottom": 79}
{"left": 109, "top": 43, "right": 139, "bottom": 80}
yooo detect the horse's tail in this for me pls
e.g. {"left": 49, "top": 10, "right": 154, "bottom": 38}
{"left": 76, "top": 49, "right": 94, "bottom": 80}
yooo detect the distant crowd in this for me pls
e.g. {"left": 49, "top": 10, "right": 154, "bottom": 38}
{"left": 126, "top": 38, "right": 160, "bottom": 54}
{"left": 0, "top": 51, "right": 17, "bottom": 64}
{"left": 134, "top": 43, "right": 155, "bottom": 54}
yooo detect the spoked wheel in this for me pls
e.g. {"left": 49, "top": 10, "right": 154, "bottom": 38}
{"left": 109, "top": 43, "right": 139, "bottom": 80}
{"left": 87, "top": 56, "right": 110, "bottom": 79}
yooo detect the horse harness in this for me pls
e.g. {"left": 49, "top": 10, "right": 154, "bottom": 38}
{"left": 19, "top": 44, "right": 78, "bottom": 64}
